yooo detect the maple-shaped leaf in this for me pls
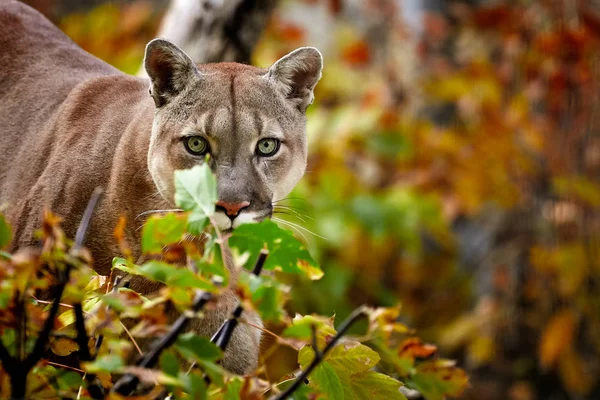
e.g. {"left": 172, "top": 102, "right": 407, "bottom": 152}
{"left": 299, "top": 342, "right": 380, "bottom": 377}
{"left": 343, "top": 371, "right": 407, "bottom": 400}
{"left": 228, "top": 220, "right": 322, "bottom": 279}
{"left": 308, "top": 362, "right": 343, "bottom": 400}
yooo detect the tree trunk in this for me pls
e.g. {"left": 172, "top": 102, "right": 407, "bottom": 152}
{"left": 154, "top": 0, "right": 278, "bottom": 64}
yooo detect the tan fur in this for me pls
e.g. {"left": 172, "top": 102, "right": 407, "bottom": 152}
{"left": 0, "top": 1, "right": 322, "bottom": 374}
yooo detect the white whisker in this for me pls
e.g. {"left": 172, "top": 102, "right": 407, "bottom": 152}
{"left": 272, "top": 217, "right": 309, "bottom": 243}
{"left": 273, "top": 205, "right": 312, "bottom": 222}
{"left": 135, "top": 209, "right": 184, "bottom": 220}
{"left": 272, "top": 217, "right": 328, "bottom": 241}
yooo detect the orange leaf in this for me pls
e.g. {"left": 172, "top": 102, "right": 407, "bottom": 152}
{"left": 342, "top": 40, "right": 370, "bottom": 67}
{"left": 398, "top": 337, "right": 437, "bottom": 361}
{"left": 113, "top": 215, "right": 131, "bottom": 257}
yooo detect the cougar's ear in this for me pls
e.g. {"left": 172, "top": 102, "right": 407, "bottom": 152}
{"left": 267, "top": 47, "right": 323, "bottom": 112}
{"left": 144, "top": 39, "right": 200, "bottom": 107}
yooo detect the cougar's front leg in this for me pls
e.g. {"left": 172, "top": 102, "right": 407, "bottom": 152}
{"left": 188, "top": 287, "right": 262, "bottom": 375}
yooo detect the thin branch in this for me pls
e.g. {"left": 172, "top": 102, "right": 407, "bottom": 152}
{"left": 241, "top": 320, "right": 299, "bottom": 350}
{"left": 271, "top": 306, "right": 369, "bottom": 400}
{"left": 93, "top": 275, "right": 124, "bottom": 358}
{"left": 111, "top": 290, "right": 213, "bottom": 395}
{"left": 74, "top": 187, "right": 104, "bottom": 250}
{"left": 0, "top": 337, "right": 15, "bottom": 375}
{"left": 118, "top": 321, "right": 143, "bottom": 356}
{"left": 23, "top": 189, "right": 103, "bottom": 372}
{"left": 215, "top": 305, "right": 243, "bottom": 351}
{"left": 3, "top": 189, "right": 104, "bottom": 398}
{"left": 47, "top": 361, "right": 85, "bottom": 373}
{"left": 74, "top": 303, "right": 105, "bottom": 399}
{"left": 211, "top": 249, "right": 267, "bottom": 344}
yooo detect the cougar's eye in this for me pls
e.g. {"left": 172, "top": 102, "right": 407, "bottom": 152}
{"left": 256, "top": 138, "right": 280, "bottom": 157}
{"left": 184, "top": 136, "right": 209, "bottom": 156}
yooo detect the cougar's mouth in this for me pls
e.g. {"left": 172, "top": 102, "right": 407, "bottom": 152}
{"left": 213, "top": 209, "right": 273, "bottom": 232}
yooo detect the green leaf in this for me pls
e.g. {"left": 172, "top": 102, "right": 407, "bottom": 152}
{"left": 174, "top": 164, "right": 217, "bottom": 235}
{"left": 309, "top": 361, "right": 344, "bottom": 400}
{"left": 199, "top": 360, "right": 226, "bottom": 388}
{"left": 343, "top": 371, "right": 406, "bottom": 400}
{"left": 83, "top": 354, "right": 124, "bottom": 373}
{"left": 160, "top": 351, "right": 180, "bottom": 377}
{"left": 299, "top": 342, "right": 381, "bottom": 378}
{"left": 285, "top": 315, "right": 337, "bottom": 348}
{"left": 229, "top": 220, "right": 322, "bottom": 279}
{"left": 324, "top": 342, "right": 380, "bottom": 377}
{"left": 224, "top": 377, "right": 243, "bottom": 400}
{"left": 182, "top": 370, "right": 208, "bottom": 400}
{"left": 142, "top": 213, "right": 186, "bottom": 254}
{"left": 57, "top": 371, "right": 84, "bottom": 391}
{"left": 113, "top": 260, "right": 214, "bottom": 291}
{"left": 0, "top": 214, "right": 11, "bottom": 249}
{"left": 239, "top": 274, "right": 287, "bottom": 323}
{"left": 175, "top": 332, "right": 222, "bottom": 363}
{"left": 273, "top": 379, "right": 318, "bottom": 400}
{"left": 366, "top": 131, "right": 413, "bottom": 161}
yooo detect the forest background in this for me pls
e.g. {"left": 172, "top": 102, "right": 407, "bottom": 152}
{"left": 17, "top": 0, "right": 600, "bottom": 399}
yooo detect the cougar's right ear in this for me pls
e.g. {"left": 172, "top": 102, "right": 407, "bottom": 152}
{"left": 144, "top": 39, "right": 200, "bottom": 107}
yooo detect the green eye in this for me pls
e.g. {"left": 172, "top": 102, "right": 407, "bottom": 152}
{"left": 184, "top": 136, "right": 209, "bottom": 155}
{"left": 256, "top": 138, "right": 280, "bottom": 157}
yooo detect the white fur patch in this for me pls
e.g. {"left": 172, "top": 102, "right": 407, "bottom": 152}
{"left": 213, "top": 210, "right": 259, "bottom": 231}
{"left": 213, "top": 211, "right": 232, "bottom": 231}
{"left": 232, "top": 212, "right": 259, "bottom": 229}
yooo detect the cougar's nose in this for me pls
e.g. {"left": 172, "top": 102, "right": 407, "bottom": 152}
{"left": 215, "top": 200, "right": 250, "bottom": 218}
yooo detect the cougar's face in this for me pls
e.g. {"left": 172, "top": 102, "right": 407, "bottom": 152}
{"left": 144, "top": 40, "right": 322, "bottom": 231}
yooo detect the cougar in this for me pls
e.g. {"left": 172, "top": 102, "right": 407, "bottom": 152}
{"left": 0, "top": 1, "right": 322, "bottom": 374}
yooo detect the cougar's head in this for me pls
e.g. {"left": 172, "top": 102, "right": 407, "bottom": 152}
{"left": 144, "top": 39, "right": 322, "bottom": 231}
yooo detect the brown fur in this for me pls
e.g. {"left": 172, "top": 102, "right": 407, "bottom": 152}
{"left": 0, "top": 0, "right": 321, "bottom": 374}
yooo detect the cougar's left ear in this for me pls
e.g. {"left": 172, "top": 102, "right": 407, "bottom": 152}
{"left": 267, "top": 47, "right": 323, "bottom": 112}
{"left": 144, "top": 39, "right": 200, "bottom": 107}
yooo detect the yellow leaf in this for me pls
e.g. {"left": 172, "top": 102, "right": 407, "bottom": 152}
{"left": 539, "top": 310, "right": 576, "bottom": 369}
{"left": 50, "top": 337, "right": 79, "bottom": 357}
{"left": 558, "top": 346, "right": 595, "bottom": 395}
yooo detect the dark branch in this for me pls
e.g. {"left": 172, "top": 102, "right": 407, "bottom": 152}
{"left": 0, "top": 337, "right": 15, "bottom": 375}
{"left": 74, "top": 303, "right": 105, "bottom": 399}
{"left": 2, "top": 190, "right": 104, "bottom": 398}
{"left": 210, "top": 250, "right": 266, "bottom": 346}
{"left": 252, "top": 248, "right": 268, "bottom": 276}
{"left": 215, "top": 305, "right": 243, "bottom": 351}
{"left": 92, "top": 275, "right": 125, "bottom": 359}
{"left": 74, "top": 187, "right": 104, "bottom": 250}
{"left": 111, "top": 290, "right": 213, "bottom": 395}
{"left": 272, "top": 306, "right": 368, "bottom": 400}
{"left": 23, "top": 188, "right": 103, "bottom": 372}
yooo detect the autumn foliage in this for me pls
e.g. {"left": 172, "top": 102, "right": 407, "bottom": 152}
{"left": 3, "top": 0, "right": 600, "bottom": 398}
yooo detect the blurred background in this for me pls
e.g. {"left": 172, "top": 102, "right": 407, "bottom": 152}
{"left": 22, "top": 0, "right": 600, "bottom": 398}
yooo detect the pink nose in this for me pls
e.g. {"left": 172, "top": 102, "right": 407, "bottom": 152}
{"left": 215, "top": 200, "right": 250, "bottom": 217}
